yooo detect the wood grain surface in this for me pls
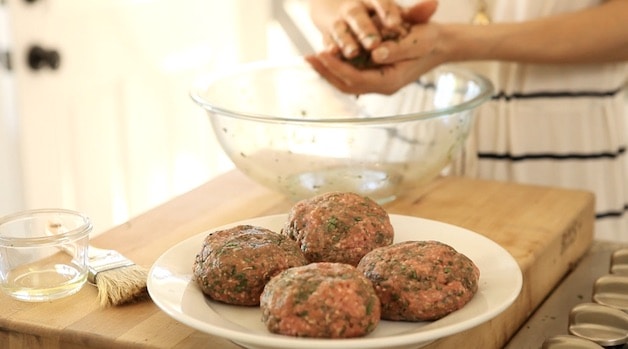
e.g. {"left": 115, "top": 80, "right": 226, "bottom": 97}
{"left": 0, "top": 170, "right": 595, "bottom": 349}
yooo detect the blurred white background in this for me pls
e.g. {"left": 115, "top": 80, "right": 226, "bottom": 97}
{"left": 0, "top": 0, "right": 317, "bottom": 236}
{"left": 2, "top": 0, "right": 625, "bottom": 237}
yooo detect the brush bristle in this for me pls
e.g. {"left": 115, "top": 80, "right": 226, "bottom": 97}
{"left": 94, "top": 264, "right": 150, "bottom": 307}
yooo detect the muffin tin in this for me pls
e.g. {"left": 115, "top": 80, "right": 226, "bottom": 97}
{"left": 568, "top": 302, "right": 628, "bottom": 347}
{"left": 593, "top": 275, "right": 628, "bottom": 312}
{"left": 543, "top": 248, "right": 628, "bottom": 349}
{"left": 611, "top": 248, "right": 628, "bottom": 275}
{"left": 542, "top": 335, "right": 604, "bottom": 349}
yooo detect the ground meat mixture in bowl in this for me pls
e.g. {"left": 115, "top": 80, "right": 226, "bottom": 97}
{"left": 260, "top": 262, "right": 381, "bottom": 338}
{"left": 281, "top": 192, "right": 394, "bottom": 266}
{"left": 192, "top": 225, "right": 307, "bottom": 306}
{"left": 357, "top": 240, "right": 480, "bottom": 321}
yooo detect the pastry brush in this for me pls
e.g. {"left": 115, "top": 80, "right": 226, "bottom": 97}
{"left": 48, "top": 221, "right": 149, "bottom": 307}
{"left": 88, "top": 246, "right": 150, "bottom": 307}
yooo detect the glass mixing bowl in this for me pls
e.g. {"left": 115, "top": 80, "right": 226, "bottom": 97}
{"left": 191, "top": 59, "right": 493, "bottom": 204}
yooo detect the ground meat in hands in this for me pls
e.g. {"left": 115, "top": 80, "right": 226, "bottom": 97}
{"left": 342, "top": 14, "right": 411, "bottom": 69}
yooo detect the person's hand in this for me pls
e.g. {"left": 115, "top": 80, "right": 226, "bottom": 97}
{"left": 306, "top": 0, "right": 440, "bottom": 95}
{"left": 318, "top": 0, "right": 407, "bottom": 60}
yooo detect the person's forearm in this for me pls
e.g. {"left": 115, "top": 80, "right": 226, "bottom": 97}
{"left": 441, "top": 0, "right": 628, "bottom": 64}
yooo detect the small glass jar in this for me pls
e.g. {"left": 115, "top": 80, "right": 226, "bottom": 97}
{"left": 0, "top": 209, "right": 92, "bottom": 302}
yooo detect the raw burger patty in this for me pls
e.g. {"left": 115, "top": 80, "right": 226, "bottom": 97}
{"left": 357, "top": 240, "right": 480, "bottom": 321}
{"left": 193, "top": 224, "right": 307, "bottom": 305}
{"left": 282, "top": 192, "right": 394, "bottom": 266}
{"left": 260, "top": 262, "right": 381, "bottom": 338}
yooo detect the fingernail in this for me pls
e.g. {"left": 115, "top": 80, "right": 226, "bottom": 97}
{"left": 343, "top": 45, "right": 358, "bottom": 58}
{"left": 386, "top": 16, "right": 401, "bottom": 28}
{"left": 362, "top": 35, "right": 378, "bottom": 49}
{"left": 325, "top": 43, "right": 340, "bottom": 55}
{"left": 372, "top": 47, "right": 389, "bottom": 62}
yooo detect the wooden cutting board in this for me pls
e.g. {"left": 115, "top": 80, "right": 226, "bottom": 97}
{"left": 0, "top": 171, "right": 594, "bottom": 349}
{"left": 391, "top": 177, "right": 595, "bottom": 348}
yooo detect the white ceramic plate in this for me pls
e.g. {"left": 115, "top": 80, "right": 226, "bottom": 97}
{"left": 148, "top": 214, "right": 522, "bottom": 349}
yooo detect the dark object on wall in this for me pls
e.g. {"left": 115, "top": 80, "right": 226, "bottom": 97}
{"left": 27, "top": 45, "right": 60, "bottom": 70}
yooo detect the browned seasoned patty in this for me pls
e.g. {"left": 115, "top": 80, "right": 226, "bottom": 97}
{"left": 357, "top": 240, "right": 480, "bottom": 321}
{"left": 281, "top": 192, "right": 394, "bottom": 266}
{"left": 193, "top": 225, "right": 307, "bottom": 306}
{"left": 260, "top": 262, "right": 381, "bottom": 338}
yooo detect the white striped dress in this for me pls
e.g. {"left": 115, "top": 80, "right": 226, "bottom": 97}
{"left": 432, "top": 0, "right": 628, "bottom": 242}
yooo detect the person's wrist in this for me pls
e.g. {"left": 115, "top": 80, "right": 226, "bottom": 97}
{"left": 440, "top": 23, "right": 497, "bottom": 63}
{"left": 434, "top": 23, "right": 462, "bottom": 63}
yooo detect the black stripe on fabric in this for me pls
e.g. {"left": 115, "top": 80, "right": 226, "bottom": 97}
{"left": 414, "top": 79, "right": 624, "bottom": 101}
{"left": 490, "top": 88, "right": 623, "bottom": 101}
{"left": 478, "top": 146, "right": 626, "bottom": 161}
{"left": 596, "top": 204, "right": 628, "bottom": 219}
